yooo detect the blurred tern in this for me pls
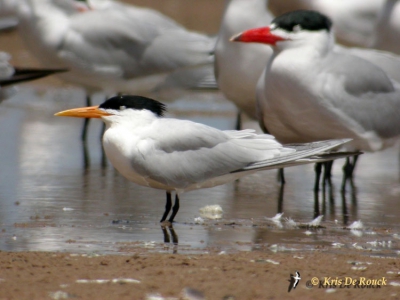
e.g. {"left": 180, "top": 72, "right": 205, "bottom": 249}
{"left": 372, "top": 0, "right": 400, "bottom": 55}
{"left": 55, "top": 95, "right": 354, "bottom": 222}
{"left": 0, "top": 0, "right": 18, "bottom": 31}
{"left": 17, "top": 0, "right": 217, "bottom": 140}
{"left": 215, "top": 0, "right": 273, "bottom": 125}
{"left": 232, "top": 10, "right": 400, "bottom": 189}
{"left": 0, "top": 51, "right": 66, "bottom": 102}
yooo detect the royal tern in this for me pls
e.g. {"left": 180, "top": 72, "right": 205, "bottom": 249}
{"left": 0, "top": 51, "right": 66, "bottom": 102}
{"left": 232, "top": 10, "right": 400, "bottom": 189}
{"left": 17, "top": 0, "right": 217, "bottom": 140}
{"left": 55, "top": 94, "right": 354, "bottom": 222}
{"left": 215, "top": 0, "right": 273, "bottom": 125}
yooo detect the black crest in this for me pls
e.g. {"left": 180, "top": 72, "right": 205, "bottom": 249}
{"left": 272, "top": 10, "right": 332, "bottom": 32}
{"left": 99, "top": 95, "right": 166, "bottom": 117}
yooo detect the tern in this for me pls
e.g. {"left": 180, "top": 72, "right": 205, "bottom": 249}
{"left": 288, "top": 271, "right": 301, "bottom": 292}
{"left": 215, "top": 0, "right": 273, "bottom": 127}
{"left": 17, "top": 0, "right": 217, "bottom": 140}
{"left": 55, "top": 94, "right": 354, "bottom": 222}
{"left": 232, "top": 10, "right": 400, "bottom": 190}
{"left": 0, "top": 51, "right": 66, "bottom": 102}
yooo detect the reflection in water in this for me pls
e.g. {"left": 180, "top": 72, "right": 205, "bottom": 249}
{"left": 0, "top": 88, "right": 399, "bottom": 256}
{"left": 162, "top": 225, "right": 178, "bottom": 254}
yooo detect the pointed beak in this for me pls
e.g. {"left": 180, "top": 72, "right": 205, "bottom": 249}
{"left": 54, "top": 106, "right": 112, "bottom": 118}
{"left": 230, "top": 26, "right": 286, "bottom": 45}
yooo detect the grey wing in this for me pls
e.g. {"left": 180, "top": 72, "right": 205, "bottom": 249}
{"left": 320, "top": 51, "right": 400, "bottom": 139}
{"left": 61, "top": 8, "right": 215, "bottom": 81}
{"left": 335, "top": 45, "right": 400, "bottom": 84}
{"left": 235, "top": 139, "right": 352, "bottom": 172}
{"left": 130, "top": 120, "right": 285, "bottom": 189}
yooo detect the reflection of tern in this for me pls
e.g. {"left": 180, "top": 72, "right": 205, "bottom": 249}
{"left": 55, "top": 95, "right": 353, "bottom": 222}
{"left": 288, "top": 271, "right": 301, "bottom": 292}
{"left": 18, "top": 0, "right": 217, "bottom": 139}
{"left": 232, "top": 10, "right": 400, "bottom": 188}
{"left": 0, "top": 51, "right": 66, "bottom": 102}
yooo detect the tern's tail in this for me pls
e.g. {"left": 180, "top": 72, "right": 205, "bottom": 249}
{"left": 233, "top": 139, "right": 358, "bottom": 173}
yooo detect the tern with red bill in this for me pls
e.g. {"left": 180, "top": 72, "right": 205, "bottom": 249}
{"left": 232, "top": 10, "right": 400, "bottom": 189}
{"left": 56, "top": 95, "right": 355, "bottom": 222}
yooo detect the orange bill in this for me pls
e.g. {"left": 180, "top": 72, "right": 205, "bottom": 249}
{"left": 54, "top": 106, "right": 112, "bottom": 118}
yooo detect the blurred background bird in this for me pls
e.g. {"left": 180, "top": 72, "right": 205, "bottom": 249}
{"left": 16, "top": 0, "right": 218, "bottom": 141}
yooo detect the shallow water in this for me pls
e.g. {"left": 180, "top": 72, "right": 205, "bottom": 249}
{"left": 1, "top": 1, "right": 400, "bottom": 257}
{"left": 0, "top": 87, "right": 400, "bottom": 257}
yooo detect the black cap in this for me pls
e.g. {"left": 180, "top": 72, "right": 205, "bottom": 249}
{"left": 99, "top": 95, "right": 166, "bottom": 117}
{"left": 272, "top": 10, "right": 332, "bottom": 32}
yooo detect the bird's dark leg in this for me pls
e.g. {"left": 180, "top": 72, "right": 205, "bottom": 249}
{"left": 341, "top": 155, "right": 359, "bottom": 192}
{"left": 160, "top": 191, "right": 172, "bottom": 222}
{"left": 235, "top": 111, "right": 242, "bottom": 131}
{"left": 168, "top": 194, "right": 180, "bottom": 223}
{"left": 323, "top": 161, "right": 333, "bottom": 187}
{"left": 81, "top": 95, "right": 91, "bottom": 141}
{"left": 100, "top": 95, "right": 108, "bottom": 168}
{"left": 341, "top": 158, "right": 351, "bottom": 192}
{"left": 277, "top": 181, "right": 285, "bottom": 214}
{"left": 350, "top": 155, "right": 359, "bottom": 176}
{"left": 277, "top": 168, "right": 285, "bottom": 185}
{"left": 82, "top": 140, "right": 90, "bottom": 169}
{"left": 313, "top": 187, "right": 320, "bottom": 219}
{"left": 314, "top": 162, "right": 322, "bottom": 192}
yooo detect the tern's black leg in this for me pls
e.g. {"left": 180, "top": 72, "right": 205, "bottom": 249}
{"left": 314, "top": 187, "right": 320, "bottom": 218}
{"left": 277, "top": 181, "right": 285, "bottom": 214}
{"left": 350, "top": 155, "right": 359, "bottom": 176}
{"left": 277, "top": 168, "right": 286, "bottom": 185}
{"left": 81, "top": 95, "right": 92, "bottom": 141}
{"left": 341, "top": 155, "right": 359, "bottom": 192}
{"left": 341, "top": 157, "right": 351, "bottom": 192}
{"left": 168, "top": 194, "right": 180, "bottom": 223}
{"left": 160, "top": 191, "right": 172, "bottom": 222}
{"left": 323, "top": 161, "right": 333, "bottom": 187}
{"left": 235, "top": 111, "right": 242, "bottom": 130}
{"left": 314, "top": 162, "right": 322, "bottom": 192}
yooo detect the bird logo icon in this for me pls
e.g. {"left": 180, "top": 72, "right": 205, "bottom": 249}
{"left": 288, "top": 271, "right": 301, "bottom": 292}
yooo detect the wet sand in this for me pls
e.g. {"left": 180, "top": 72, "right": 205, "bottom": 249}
{"left": 0, "top": 249, "right": 399, "bottom": 300}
